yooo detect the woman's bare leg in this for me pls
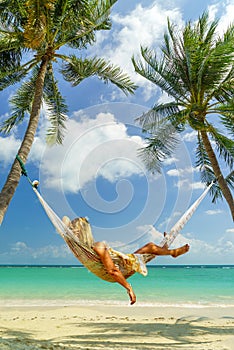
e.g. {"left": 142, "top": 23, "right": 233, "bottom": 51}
{"left": 134, "top": 242, "right": 190, "bottom": 258}
{"left": 93, "top": 242, "right": 136, "bottom": 305}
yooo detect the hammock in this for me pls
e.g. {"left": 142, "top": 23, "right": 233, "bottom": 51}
{"left": 31, "top": 182, "right": 213, "bottom": 282}
{"left": 17, "top": 150, "right": 213, "bottom": 281}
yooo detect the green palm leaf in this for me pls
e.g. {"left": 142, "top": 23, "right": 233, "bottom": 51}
{"left": 220, "top": 114, "right": 234, "bottom": 137}
{"left": 55, "top": 0, "right": 117, "bottom": 49}
{"left": 43, "top": 67, "right": 68, "bottom": 145}
{"left": 211, "top": 170, "right": 234, "bottom": 203}
{"left": 196, "top": 134, "right": 214, "bottom": 180}
{"left": 61, "top": 55, "right": 137, "bottom": 95}
{"left": 132, "top": 46, "right": 189, "bottom": 102}
{"left": 0, "top": 67, "right": 39, "bottom": 133}
{"left": 0, "top": 0, "right": 27, "bottom": 26}
{"left": 139, "top": 103, "right": 188, "bottom": 132}
{"left": 208, "top": 124, "right": 234, "bottom": 168}
{"left": 139, "top": 121, "right": 180, "bottom": 173}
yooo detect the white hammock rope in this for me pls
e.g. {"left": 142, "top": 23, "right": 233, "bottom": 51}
{"left": 32, "top": 182, "right": 213, "bottom": 250}
{"left": 159, "top": 182, "right": 214, "bottom": 247}
{"left": 33, "top": 188, "right": 79, "bottom": 241}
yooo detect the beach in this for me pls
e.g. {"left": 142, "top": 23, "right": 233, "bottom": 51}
{"left": 0, "top": 305, "right": 234, "bottom": 350}
{"left": 0, "top": 265, "right": 233, "bottom": 349}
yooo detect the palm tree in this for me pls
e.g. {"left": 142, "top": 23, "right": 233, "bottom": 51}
{"left": 0, "top": 0, "right": 137, "bottom": 225}
{"left": 132, "top": 12, "right": 234, "bottom": 220}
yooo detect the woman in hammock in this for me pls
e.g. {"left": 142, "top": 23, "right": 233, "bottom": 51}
{"left": 62, "top": 216, "right": 190, "bottom": 305}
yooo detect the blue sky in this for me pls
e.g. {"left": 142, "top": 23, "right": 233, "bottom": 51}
{"left": 0, "top": 0, "right": 233, "bottom": 265}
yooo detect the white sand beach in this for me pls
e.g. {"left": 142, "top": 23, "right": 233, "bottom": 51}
{"left": 0, "top": 305, "right": 233, "bottom": 349}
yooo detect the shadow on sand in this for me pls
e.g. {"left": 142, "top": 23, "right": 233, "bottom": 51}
{"left": 0, "top": 316, "right": 234, "bottom": 349}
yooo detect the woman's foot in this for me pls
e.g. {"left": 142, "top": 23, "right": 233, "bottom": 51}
{"left": 171, "top": 244, "right": 190, "bottom": 258}
{"left": 127, "top": 287, "right": 136, "bottom": 305}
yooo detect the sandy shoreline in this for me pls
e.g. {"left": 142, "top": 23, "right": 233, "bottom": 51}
{"left": 0, "top": 305, "right": 233, "bottom": 349}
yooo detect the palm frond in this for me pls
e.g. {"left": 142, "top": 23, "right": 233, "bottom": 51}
{"left": 55, "top": 0, "right": 117, "bottom": 49}
{"left": 220, "top": 113, "right": 234, "bottom": 138}
{"left": 211, "top": 170, "right": 234, "bottom": 203}
{"left": 0, "top": 32, "right": 24, "bottom": 69}
{"left": 0, "top": 66, "right": 39, "bottom": 133}
{"left": 134, "top": 12, "right": 234, "bottom": 108}
{"left": 196, "top": 133, "right": 213, "bottom": 174}
{"left": 208, "top": 124, "right": 234, "bottom": 169}
{"left": 87, "top": 0, "right": 117, "bottom": 30}
{"left": 226, "top": 170, "right": 234, "bottom": 190}
{"left": 197, "top": 12, "right": 218, "bottom": 44}
{"left": 187, "top": 113, "right": 208, "bottom": 131}
{"left": 132, "top": 46, "right": 189, "bottom": 102}
{"left": 61, "top": 55, "right": 137, "bottom": 95}
{"left": 43, "top": 67, "right": 68, "bottom": 145}
{"left": 0, "top": 65, "right": 31, "bottom": 91}
{"left": 196, "top": 133, "right": 234, "bottom": 202}
{"left": 211, "top": 67, "right": 234, "bottom": 104}
{"left": 195, "top": 135, "right": 222, "bottom": 201}
{"left": 138, "top": 121, "right": 180, "bottom": 173}
{"left": 161, "top": 19, "right": 174, "bottom": 58}
{"left": 181, "top": 13, "right": 233, "bottom": 103}
{"left": 0, "top": 0, "right": 27, "bottom": 27}
{"left": 200, "top": 25, "right": 234, "bottom": 103}
{"left": 23, "top": 0, "right": 55, "bottom": 49}
{"left": 52, "top": 0, "right": 94, "bottom": 48}
{"left": 0, "top": 49, "right": 22, "bottom": 72}
{"left": 137, "top": 102, "right": 187, "bottom": 133}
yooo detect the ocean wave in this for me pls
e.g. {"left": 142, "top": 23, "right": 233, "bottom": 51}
{"left": 0, "top": 299, "right": 234, "bottom": 308}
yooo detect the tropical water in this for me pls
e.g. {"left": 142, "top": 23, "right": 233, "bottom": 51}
{"left": 0, "top": 265, "right": 233, "bottom": 308}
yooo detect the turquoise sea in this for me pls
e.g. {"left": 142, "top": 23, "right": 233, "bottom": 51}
{"left": 0, "top": 265, "right": 233, "bottom": 308}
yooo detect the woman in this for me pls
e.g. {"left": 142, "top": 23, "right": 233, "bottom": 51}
{"left": 63, "top": 216, "right": 190, "bottom": 305}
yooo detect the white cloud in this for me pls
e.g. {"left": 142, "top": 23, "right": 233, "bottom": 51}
{"left": 214, "top": 0, "right": 234, "bottom": 35}
{"left": 190, "top": 181, "right": 206, "bottom": 190}
{"left": 167, "top": 166, "right": 205, "bottom": 191}
{"left": 219, "top": 230, "right": 234, "bottom": 243}
{"left": 1, "top": 226, "right": 234, "bottom": 265}
{"left": 28, "top": 136, "right": 46, "bottom": 164}
{"left": 0, "top": 134, "right": 21, "bottom": 166}
{"left": 163, "top": 157, "right": 179, "bottom": 165}
{"left": 0, "top": 241, "right": 73, "bottom": 264}
{"left": 28, "top": 105, "right": 52, "bottom": 163}
{"left": 91, "top": 0, "right": 234, "bottom": 103}
{"left": 114, "top": 226, "right": 234, "bottom": 264}
{"left": 11, "top": 241, "right": 29, "bottom": 252}
{"left": 0, "top": 107, "right": 50, "bottom": 168}
{"left": 205, "top": 209, "right": 223, "bottom": 216}
{"left": 91, "top": 2, "right": 184, "bottom": 101}
{"left": 165, "top": 231, "right": 234, "bottom": 264}
{"left": 157, "top": 92, "right": 174, "bottom": 105}
{"left": 215, "top": 230, "right": 234, "bottom": 257}
{"left": 167, "top": 166, "right": 196, "bottom": 178}
{"left": 182, "top": 131, "right": 197, "bottom": 142}
{"left": 167, "top": 169, "right": 180, "bottom": 177}
{"left": 226, "top": 228, "right": 234, "bottom": 233}
{"left": 158, "top": 211, "right": 182, "bottom": 232}
{"left": 207, "top": 4, "right": 219, "bottom": 22}
{"left": 39, "top": 112, "right": 146, "bottom": 193}
{"left": 180, "top": 180, "right": 204, "bottom": 190}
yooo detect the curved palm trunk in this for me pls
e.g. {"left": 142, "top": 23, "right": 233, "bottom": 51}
{"left": 201, "top": 131, "right": 234, "bottom": 221}
{"left": 0, "top": 58, "right": 49, "bottom": 225}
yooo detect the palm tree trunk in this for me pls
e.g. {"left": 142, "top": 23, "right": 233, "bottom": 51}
{"left": 0, "top": 58, "right": 49, "bottom": 225}
{"left": 201, "top": 131, "right": 234, "bottom": 221}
